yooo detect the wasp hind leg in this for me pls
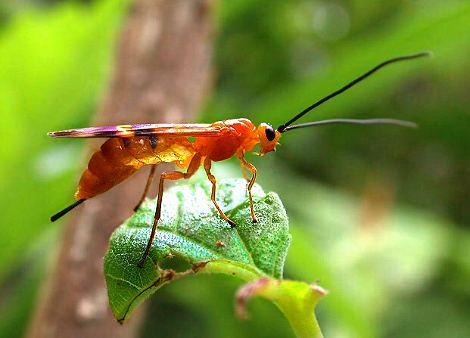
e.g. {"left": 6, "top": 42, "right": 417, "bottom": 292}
{"left": 138, "top": 154, "right": 202, "bottom": 267}
{"left": 238, "top": 155, "right": 258, "bottom": 223}
{"left": 133, "top": 164, "right": 157, "bottom": 211}
{"left": 203, "top": 158, "right": 236, "bottom": 228}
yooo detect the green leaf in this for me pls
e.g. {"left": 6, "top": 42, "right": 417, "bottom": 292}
{"left": 104, "top": 178, "right": 292, "bottom": 322}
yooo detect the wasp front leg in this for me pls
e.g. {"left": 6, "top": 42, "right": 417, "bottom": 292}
{"left": 238, "top": 155, "right": 258, "bottom": 223}
{"left": 139, "top": 153, "right": 202, "bottom": 267}
{"left": 203, "top": 158, "right": 236, "bottom": 227}
{"left": 240, "top": 161, "right": 250, "bottom": 182}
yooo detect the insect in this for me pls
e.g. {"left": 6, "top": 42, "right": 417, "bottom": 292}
{"left": 216, "top": 240, "right": 226, "bottom": 248}
{"left": 49, "top": 52, "right": 430, "bottom": 266}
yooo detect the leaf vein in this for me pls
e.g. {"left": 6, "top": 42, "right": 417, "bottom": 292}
{"left": 106, "top": 273, "right": 142, "bottom": 290}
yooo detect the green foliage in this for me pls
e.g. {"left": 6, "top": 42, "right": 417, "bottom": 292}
{"left": 104, "top": 178, "right": 289, "bottom": 319}
{"left": 207, "top": 1, "right": 470, "bottom": 228}
{"left": 104, "top": 178, "right": 324, "bottom": 337}
{"left": 0, "top": 0, "right": 469, "bottom": 337}
{"left": 0, "top": 0, "right": 128, "bottom": 279}
{"left": 264, "top": 163, "right": 453, "bottom": 338}
{"left": 0, "top": 1, "right": 128, "bottom": 336}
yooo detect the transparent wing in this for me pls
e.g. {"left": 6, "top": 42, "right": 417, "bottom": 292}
{"left": 48, "top": 123, "right": 223, "bottom": 138}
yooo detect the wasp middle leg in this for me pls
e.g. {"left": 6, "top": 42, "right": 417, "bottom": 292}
{"left": 238, "top": 154, "right": 258, "bottom": 223}
{"left": 203, "top": 158, "right": 236, "bottom": 228}
{"left": 133, "top": 164, "right": 157, "bottom": 211}
{"left": 138, "top": 153, "right": 202, "bottom": 267}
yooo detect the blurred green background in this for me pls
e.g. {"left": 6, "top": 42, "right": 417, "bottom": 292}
{"left": 0, "top": 0, "right": 469, "bottom": 337}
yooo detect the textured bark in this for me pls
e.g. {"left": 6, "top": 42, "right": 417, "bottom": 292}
{"left": 27, "top": 0, "right": 213, "bottom": 337}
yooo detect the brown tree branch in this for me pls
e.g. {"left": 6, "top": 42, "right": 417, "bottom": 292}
{"left": 27, "top": 0, "right": 214, "bottom": 337}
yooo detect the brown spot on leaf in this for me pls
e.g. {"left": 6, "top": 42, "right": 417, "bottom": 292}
{"left": 192, "top": 261, "right": 208, "bottom": 272}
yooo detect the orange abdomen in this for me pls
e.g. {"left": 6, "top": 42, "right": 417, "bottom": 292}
{"left": 75, "top": 136, "right": 195, "bottom": 200}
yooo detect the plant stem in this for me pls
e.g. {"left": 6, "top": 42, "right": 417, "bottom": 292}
{"left": 236, "top": 278, "right": 326, "bottom": 338}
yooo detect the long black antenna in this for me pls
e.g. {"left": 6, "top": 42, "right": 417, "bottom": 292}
{"left": 277, "top": 51, "right": 431, "bottom": 133}
{"left": 281, "top": 118, "right": 417, "bottom": 132}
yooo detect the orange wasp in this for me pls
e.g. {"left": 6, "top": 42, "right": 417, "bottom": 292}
{"left": 50, "top": 52, "right": 429, "bottom": 266}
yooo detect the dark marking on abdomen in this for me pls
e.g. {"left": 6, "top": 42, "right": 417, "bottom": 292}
{"left": 149, "top": 135, "right": 158, "bottom": 149}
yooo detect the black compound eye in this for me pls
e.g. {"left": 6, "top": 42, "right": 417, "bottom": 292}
{"left": 265, "top": 125, "right": 276, "bottom": 141}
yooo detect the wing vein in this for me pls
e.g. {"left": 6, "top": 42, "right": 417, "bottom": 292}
{"left": 48, "top": 123, "right": 223, "bottom": 139}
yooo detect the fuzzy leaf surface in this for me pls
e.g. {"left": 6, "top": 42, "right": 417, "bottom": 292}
{"left": 104, "top": 178, "right": 291, "bottom": 321}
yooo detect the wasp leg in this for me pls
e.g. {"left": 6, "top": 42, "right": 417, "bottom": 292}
{"left": 138, "top": 153, "right": 201, "bottom": 267}
{"left": 239, "top": 155, "right": 258, "bottom": 223}
{"left": 203, "top": 158, "right": 236, "bottom": 227}
{"left": 240, "top": 161, "right": 250, "bottom": 181}
{"left": 133, "top": 164, "right": 157, "bottom": 211}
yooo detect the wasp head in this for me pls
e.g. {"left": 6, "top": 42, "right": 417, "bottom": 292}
{"left": 257, "top": 123, "right": 281, "bottom": 155}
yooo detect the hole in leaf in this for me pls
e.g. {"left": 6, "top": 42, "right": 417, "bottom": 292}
{"left": 159, "top": 254, "right": 192, "bottom": 272}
